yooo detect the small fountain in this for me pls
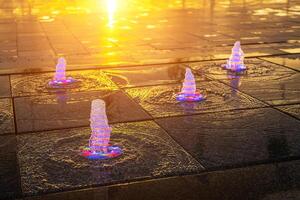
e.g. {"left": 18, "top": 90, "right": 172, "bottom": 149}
{"left": 48, "top": 57, "right": 77, "bottom": 88}
{"left": 223, "top": 41, "right": 246, "bottom": 72}
{"left": 176, "top": 68, "right": 205, "bottom": 102}
{"left": 81, "top": 99, "right": 122, "bottom": 160}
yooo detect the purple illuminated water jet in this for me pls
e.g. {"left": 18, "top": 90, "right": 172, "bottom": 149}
{"left": 223, "top": 41, "right": 246, "bottom": 72}
{"left": 176, "top": 68, "right": 205, "bottom": 102}
{"left": 81, "top": 99, "right": 122, "bottom": 160}
{"left": 48, "top": 57, "right": 77, "bottom": 88}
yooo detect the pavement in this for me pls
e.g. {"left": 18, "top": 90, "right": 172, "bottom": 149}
{"left": 0, "top": 0, "right": 300, "bottom": 199}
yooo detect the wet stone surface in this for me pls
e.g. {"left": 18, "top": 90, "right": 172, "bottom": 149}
{"left": 276, "top": 104, "right": 300, "bottom": 120}
{"left": 261, "top": 54, "right": 300, "bottom": 71}
{"left": 11, "top": 70, "right": 118, "bottom": 97}
{"left": 223, "top": 73, "right": 300, "bottom": 106}
{"left": 14, "top": 90, "right": 151, "bottom": 133}
{"left": 156, "top": 108, "right": 300, "bottom": 168}
{"left": 0, "top": 76, "right": 11, "bottom": 98}
{"left": 0, "top": 98, "right": 15, "bottom": 134}
{"left": 103, "top": 64, "right": 205, "bottom": 88}
{"left": 0, "top": 135, "right": 21, "bottom": 199}
{"left": 189, "top": 58, "right": 294, "bottom": 80}
{"left": 108, "top": 160, "right": 300, "bottom": 200}
{"left": 125, "top": 81, "right": 266, "bottom": 118}
{"left": 17, "top": 121, "right": 203, "bottom": 195}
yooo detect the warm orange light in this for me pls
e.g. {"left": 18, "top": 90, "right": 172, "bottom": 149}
{"left": 107, "top": 0, "right": 117, "bottom": 28}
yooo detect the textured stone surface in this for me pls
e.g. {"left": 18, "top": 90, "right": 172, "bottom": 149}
{"left": 261, "top": 54, "right": 300, "bottom": 71}
{"left": 222, "top": 73, "right": 300, "bottom": 106}
{"left": 125, "top": 81, "right": 266, "bottom": 118}
{"left": 11, "top": 70, "right": 118, "bottom": 97}
{"left": 0, "top": 98, "right": 15, "bottom": 134}
{"left": 156, "top": 108, "right": 300, "bottom": 168}
{"left": 17, "top": 121, "right": 203, "bottom": 195}
{"left": 190, "top": 58, "right": 294, "bottom": 80}
{"left": 0, "top": 76, "right": 11, "bottom": 98}
{"left": 0, "top": 135, "right": 21, "bottom": 199}
{"left": 14, "top": 90, "right": 151, "bottom": 133}
{"left": 103, "top": 64, "right": 205, "bottom": 88}
{"left": 276, "top": 104, "right": 300, "bottom": 120}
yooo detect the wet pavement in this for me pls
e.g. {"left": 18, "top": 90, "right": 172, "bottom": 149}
{"left": 0, "top": 0, "right": 300, "bottom": 199}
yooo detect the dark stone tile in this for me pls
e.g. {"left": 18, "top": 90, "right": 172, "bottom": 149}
{"left": 17, "top": 121, "right": 203, "bottom": 195}
{"left": 156, "top": 108, "right": 300, "bottom": 168}
{"left": 0, "top": 76, "right": 11, "bottom": 98}
{"left": 11, "top": 70, "right": 118, "bottom": 97}
{"left": 261, "top": 54, "right": 300, "bottom": 71}
{"left": 276, "top": 104, "right": 300, "bottom": 120}
{"left": 103, "top": 64, "right": 205, "bottom": 88}
{"left": 125, "top": 81, "right": 265, "bottom": 118}
{"left": 223, "top": 73, "right": 300, "bottom": 106}
{"left": 14, "top": 90, "right": 151, "bottom": 133}
{"left": 23, "top": 187, "right": 108, "bottom": 200}
{"left": 0, "top": 98, "right": 15, "bottom": 134}
{"left": 190, "top": 58, "right": 294, "bottom": 80}
{"left": 0, "top": 135, "right": 21, "bottom": 199}
{"left": 109, "top": 160, "right": 300, "bottom": 200}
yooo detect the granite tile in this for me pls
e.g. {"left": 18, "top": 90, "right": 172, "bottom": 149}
{"left": 222, "top": 73, "right": 300, "bottom": 106}
{"left": 11, "top": 70, "right": 118, "bottom": 97}
{"left": 156, "top": 108, "right": 300, "bottom": 168}
{"left": 276, "top": 104, "right": 300, "bottom": 120}
{"left": 0, "top": 76, "right": 11, "bottom": 98}
{"left": 0, "top": 135, "right": 21, "bottom": 199}
{"left": 103, "top": 64, "right": 205, "bottom": 88}
{"left": 260, "top": 54, "right": 300, "bottom": 71}
{"left": 109, "top": 160, "right": 300, "bottom": 200}
{"left": 0, "top": 98, "right": 15, "bottom": 134}
{"left": 190, "top": 58, "right": 295, "bottom": 80}
{"left": 125, "top": 81, "right": 266, "bottom": 118}
{"left": 17, "top": 121, "right": 203, "bottom": 195}
{"left": 14, "top": 90, "right": 151, "bottom": 133}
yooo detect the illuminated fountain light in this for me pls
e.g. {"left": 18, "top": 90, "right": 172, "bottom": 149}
{"left": 223, "top": 41, "right": 247, "bottom": 72}
{"left": 176, "top": 68, "right": 205, "bottom": 102}
{"left": 81, "top": 99, "right": 122, "bottom": 160}
{"left": 48, "top": 57, "right": 77, "bottom": 88}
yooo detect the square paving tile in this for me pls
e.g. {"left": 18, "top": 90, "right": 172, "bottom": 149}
{"left": 260, "top": 54, "right": 300, "bottom": 71}
{"left": 17, "top": 121, "right": 203, "bottom": 195}
{"left": 0, "top": 98, "right": 15, "bottom": 134}
{"left": 14, "top": 90, "right": 151, "bottom": 133}
{"left": 0, "top": 134, "right": 21, "bottom": 199}
{"left": 0, "top": 75, "right": 11, "bottom": 98}
{"left": 103, "top": 64, "right": 206, "bottom": 88}
{"left": 189, "top": 58, "right": 295, "bottom": 80}
{"left": 11, "top": 70, "right": 118, "bottom": 97}
{"left": 125, "top": 81, "right": 266, "bottom": 118}
{"left": 108, "top": 160, "right": 300, "bottom": 200}
{"left": 276, "top": 104, "right": 300, "bottom": 120}
{"left": 156, "top": 108, "right": 300, "bottom": 169}
{"left": 190, "top": 59, "right": 300, "bottom": 106}
{"left": 221, "top": 73, "right": 300, "bottom": 106}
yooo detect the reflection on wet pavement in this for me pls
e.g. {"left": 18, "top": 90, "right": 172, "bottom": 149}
{"left": 0, "top": 0, "right": 300, "bottom": 199}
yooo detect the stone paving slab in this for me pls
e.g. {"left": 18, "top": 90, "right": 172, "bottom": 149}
{"left": 221, "top": 73, "right": 300, "bottom": 106}
{"left": 14, "top": 90, "right": 151, "bottom": 133}
{"left": 0, "top": 75, "right": 11, "bottom": 98}
{"left": 0, "top": 98, "right": 15, "bottom": 134}
{"left": 103, "top": 64, "right": 205, "bottom": 88}
{"left": 276, "top": 104, "right": 300, "bottom": 120}
{"left": 261, "top": 54, "right": 300, "bottom": 71}
{"left": 11, "top": 70, "right": 118, "bottom": 97}
{"left": 156, "top": 108, "right": 300, "bottom": 169}
{"left": 0, "top": 134, "right": 21, "bottom": 199}
{"left": 125, "top": 81, "right": 266, "bottom": 118}
{"left": 190, "top": 58, "right": 294, "bottom": 81}
{"left": 17, "top": 121, "right": 203, "bottom": 195}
